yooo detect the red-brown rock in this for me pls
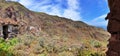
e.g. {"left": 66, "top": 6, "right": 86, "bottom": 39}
{"left": 106, "top": 0, "right": 120, "bottom": 56}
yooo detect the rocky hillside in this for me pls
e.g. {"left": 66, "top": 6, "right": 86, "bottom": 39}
{"left": 0, "top": 0, "right": 109, "bottom": 40}
{"left": 0, "top": 0, "right": 110, "bottom": 56}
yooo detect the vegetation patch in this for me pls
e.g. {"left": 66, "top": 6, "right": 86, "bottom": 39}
{"left": 0, "top": 38, "right": 18, "bottom": 56}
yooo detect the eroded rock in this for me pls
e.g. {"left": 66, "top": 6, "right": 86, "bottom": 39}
{"left": 106, "top": 0, "right": 120, "bottom": 56}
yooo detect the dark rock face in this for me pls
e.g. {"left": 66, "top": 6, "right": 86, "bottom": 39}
{"left": 106, "top": 0, "right": 120, "bottom": 32}
{"left": 106, "top": 0, "right": 120, "bottom": 56}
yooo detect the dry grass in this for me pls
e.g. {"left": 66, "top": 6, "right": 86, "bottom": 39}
{"left": 0, "top": 34, "right": 107, "bottom": 56}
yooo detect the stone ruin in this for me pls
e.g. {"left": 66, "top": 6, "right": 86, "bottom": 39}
{"left": 0, "top": 17, "right": 18, "bottom": 39}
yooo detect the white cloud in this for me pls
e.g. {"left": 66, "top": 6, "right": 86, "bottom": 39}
{"left": 7, "top": 0, "right": 82, "bottom": 21}
{"left": 63, "top": 0, "right": 82, "bottom": 21}
{"left": 67, "top": 0, "right": 79, "bottom": 10}
{"left": 86, "top": 14, "right": 108, "bottom": 27}
{"left": 46, "top": 5, "right": 62, "bottom": 17}
{"left": 92, "top": 14, "right": 107, "bottom": 22}
{"left": 19, "top": 0, "right": 32, "bottom": 7}
{"left": 63, "top": 9, "right": 81, "bottom": 20}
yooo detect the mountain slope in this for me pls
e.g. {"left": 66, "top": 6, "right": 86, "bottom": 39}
{"left": 0, "top": 0, "right": 110, "bottom": 56}
{"left": 0, "top": 0, "right": 110, "bottom": 40}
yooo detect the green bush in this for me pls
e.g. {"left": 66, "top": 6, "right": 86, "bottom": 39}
{"left": 0, "top": 38, "right": 18, "bottom": 56}
{"left": 90, "top": 40, "right": 102, "bottom": 48}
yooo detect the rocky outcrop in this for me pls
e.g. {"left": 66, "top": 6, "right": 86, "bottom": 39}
{"left": 106, "top": 0, "right": 120, "bottom": 56}
{"left": 0, "top": 17, "right": 18, "bottom": 25}
{"left": 0, "top": 17, "right": 18, "bottom": 39}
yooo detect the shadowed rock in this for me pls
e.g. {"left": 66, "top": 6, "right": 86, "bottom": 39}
{"left": 106, "top": 0, "right": 120, "bottom": 56}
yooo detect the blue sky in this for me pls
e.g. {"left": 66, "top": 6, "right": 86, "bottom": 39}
{"left": 7, "top": 0, "right": 109, "bottom": 29}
